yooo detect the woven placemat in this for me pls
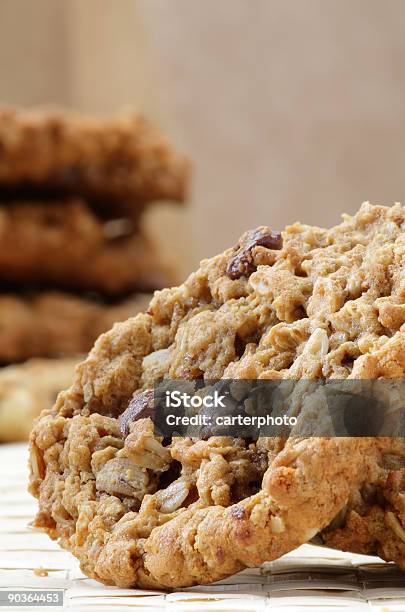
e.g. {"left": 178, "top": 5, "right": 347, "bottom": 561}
{"left": 1, "top": 443, "right": 405, "bottom": 611}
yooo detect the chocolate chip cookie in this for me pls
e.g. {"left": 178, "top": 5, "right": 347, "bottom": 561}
{"left": 0, "top": 357, "right": 79, "bottom": 442}
{"left": 0, "top": 199, "right": 174, "bottom": 295}
{"left": 0, "top": 107, "right": 189, "bottom": 215}
{"left": 28, "top": 203, "right": 405, "bottom": 589}
{"left": 0, "top": 292, "right": 151, "bottom": 362}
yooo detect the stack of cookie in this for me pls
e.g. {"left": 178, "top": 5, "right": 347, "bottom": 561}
{"left": 0, "top": 107, "right": 189, "bottom": 440}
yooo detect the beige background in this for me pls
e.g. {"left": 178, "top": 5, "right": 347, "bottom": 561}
{"left": 1, "top": 0, "right": 405, "bottom": 276}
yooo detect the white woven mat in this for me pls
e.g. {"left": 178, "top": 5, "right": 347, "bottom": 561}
{"left": 1, "top": 443, "right": 405, "bottom": 611}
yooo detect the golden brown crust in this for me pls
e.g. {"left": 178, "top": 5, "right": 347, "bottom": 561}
{"left": 28, "top": 203, "right": 405, "bottom": 588}
{"left": 0, "top": 292, "right": 151, "bottom": 362}
{"left": 0, "top": 199, "right": 175, "bottom": 295}
{"left": 320, "top": 435, "right": 405, "bottom": 568}
{"left": 0, "top": 107, "right": 189, "bottom": 214}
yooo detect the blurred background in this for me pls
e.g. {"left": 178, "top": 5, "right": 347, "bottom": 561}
{"left": 1, "top": 0, "right": 405, "bottom": 273}
{"left": 1, "top": 0, "right": 405, "bottom": 441}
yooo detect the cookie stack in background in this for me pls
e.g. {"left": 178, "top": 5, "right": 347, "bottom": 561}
{"left": 0, "top": 107, "right": 189, "bottom": 441}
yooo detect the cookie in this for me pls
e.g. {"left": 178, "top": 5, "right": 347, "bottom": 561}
{"left": 0, "top": 357, "right": 79, "bottom": 442}
{"left": 319, "top": 434, "right": 405, "bottom": 567}
{"left": 0, "top": 107, "right": 189, "bottom": 214}
{"left": 0, "top": 199, "right": 175, "bottom": 295}
{"left": 28, "top": 203, "right": 405, "bottom": 589}
{"left": 0, "top": 292, "right": 151, "bottom": 362}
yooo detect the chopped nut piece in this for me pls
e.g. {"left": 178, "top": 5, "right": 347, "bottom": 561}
{"left": 270, "top": 516, "right": 285, "bottom": 534}
{"left": 303, "top": 328, "right": 329, "bottom": 359}
{"left": 124, "top": 419, "right": 171, "bottom": 472}
{"left": 156, "top": 480, "right": 190, "bottom": 513}
{"left": 91, "top": 446, "right": 118, "bottom": 474}
{"left": 95, "top": 457, "right": 152, "bottom": 499}
{"left": 30, "top": 445, "right": 45, "bottom": 480}
{"left": 119, "top": 389, "right": 154, "bottom": 437}
{"left": 386, "top": 511, "right": 405, "bottom": 543}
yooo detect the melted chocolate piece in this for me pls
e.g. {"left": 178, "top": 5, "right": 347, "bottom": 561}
{"left": 226, "top": 227, "right": 282, "bottom": 280}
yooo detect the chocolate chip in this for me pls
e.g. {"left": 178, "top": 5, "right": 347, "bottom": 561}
{"left": 226, "top": 227, "right": 283, "bottom": 280}
{"left": 119, "top": 389, "right": 154, "bottom": 437}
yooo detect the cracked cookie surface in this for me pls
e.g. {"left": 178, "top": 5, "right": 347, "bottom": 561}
{"left": 29, "top": 203, "right": 405, "bottom": 588}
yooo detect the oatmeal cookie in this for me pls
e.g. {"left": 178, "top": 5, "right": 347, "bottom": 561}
{"left": 0, "top": 357, "right": 78, "bottom": 442}
{"left": 29, "top": 203, "right": 405, "bottom": 588}
{"left": 0, "top": 292, "right": 151, "bottom": 362}
{"left": 319, "top": 434, "right": 405, "bottom": 567}
{"left": 0, "top": 199, "right": 174, "bottom": 295}
{"left": 0, "top": 107, "right": 189, "bottom": 214}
